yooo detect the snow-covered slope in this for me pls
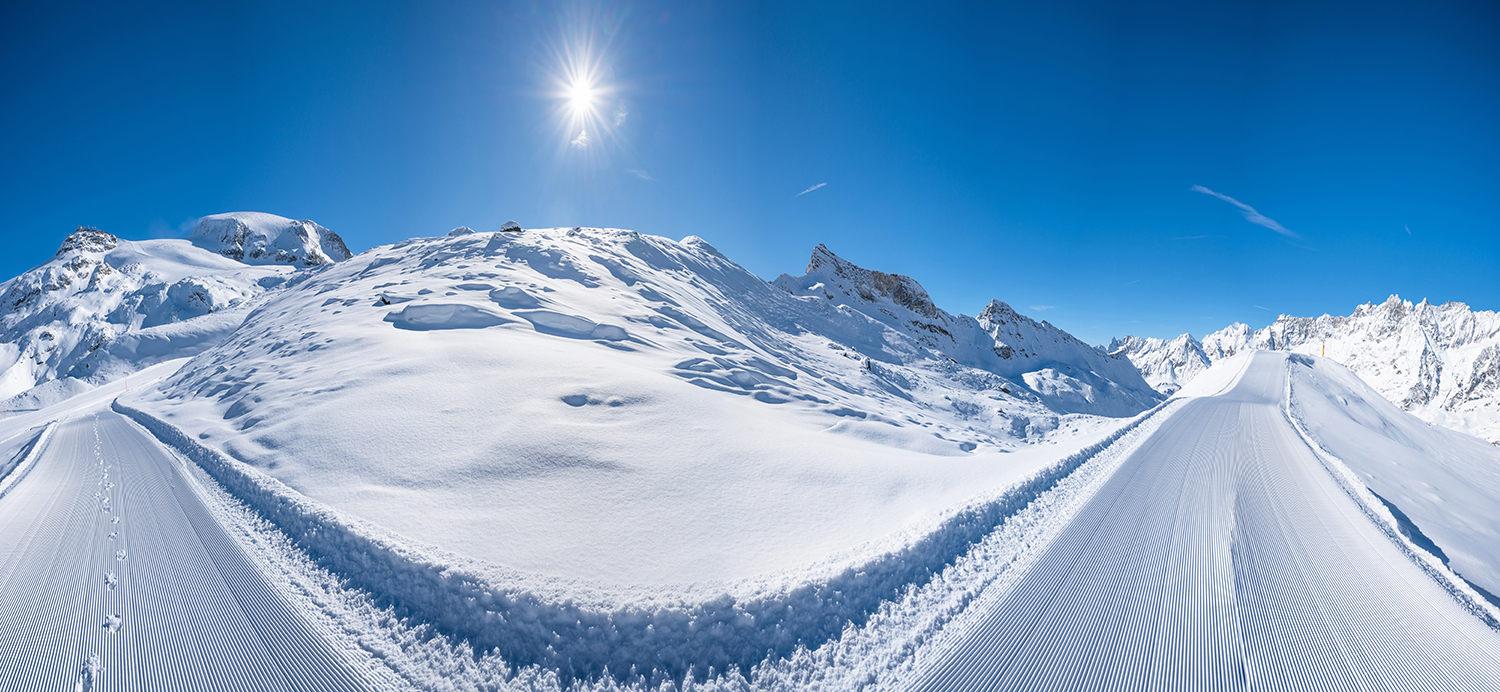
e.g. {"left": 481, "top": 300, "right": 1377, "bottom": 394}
{"left": 1104, "top": 333, "right": 1212, "bottom": 396}
{"left": 188, "top": 211, "right": 352, "bottom": 267}
{"left": 773, "top": 244, "right": 1160, "bottom": 417}
{"left": 1287, "top": 353, "right": 1500, "bottom": 599}
{"left": 123, "top": 227, "right": 1159, "bottom": 585}
{"left": 0, "top": 226, "right": 299, "bottom": 408}
{"left": 1112, "top": 296, "right": 1500, "bottom": 442}
{"left": 916, "top": 351, "right": 1500, "bottom": 691}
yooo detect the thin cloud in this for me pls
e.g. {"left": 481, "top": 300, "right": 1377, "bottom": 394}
{"left": 1125, "top": 279, "right": 1141, "bottom": 285}
{"left": 1405, "top": 224, "right": 1412, "bottom": 235}
{"left": 625, "top": 169, "right": 653, "bottom": 181}
{"left": 1255, "top": 305, "right": 1271, "bottom": 311}
{"left": 614, "top": 105, "right": 628, "bottom": 127}
{"left": 795, "top": 182, "right": 827, "bottom": 197}
{"left": 1190, "top": 185, "right": 1299, "bottom": 239}
{"left": 570, "top": 129, "right": 591, "bottom": 149}
{"left": 1029, "top": 305, "right": 1054, "bottom": 312}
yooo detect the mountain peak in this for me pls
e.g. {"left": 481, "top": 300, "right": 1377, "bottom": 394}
{"left": 803, "top": 245, "right": 939, "bottom": 319}
{"left": 55, "top": 226, "right": 118, "bottom": 256}
{"left": 188, "top": 212, "right": 352, "bottom": 267}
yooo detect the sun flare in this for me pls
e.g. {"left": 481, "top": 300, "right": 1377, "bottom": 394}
{"left": 568, "top": 80, "right": 596, "bottom": 114}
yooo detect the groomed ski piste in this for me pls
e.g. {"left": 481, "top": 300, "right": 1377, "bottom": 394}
{"left": 1, "top": 346, "right": 1498, "bottom": 689}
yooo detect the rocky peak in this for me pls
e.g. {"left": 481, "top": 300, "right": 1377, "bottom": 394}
{"left": 978, "top": 300, "right": 1021, "bottom": 326}
{"left": 55, "top": 227, "right": 118, "bottom": 256}
{"left": 805, "top": 244, "right": 940, "bottom": 319}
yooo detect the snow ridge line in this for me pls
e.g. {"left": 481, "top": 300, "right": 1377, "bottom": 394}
{"left": 0, "top": 421, "right": 57, "bottom": 501}
{"left": 113, "top": 397, "right": 1173, "bottom": 685}
{"left": 1281, "top": 354, "right": 1500, "bottom": 629}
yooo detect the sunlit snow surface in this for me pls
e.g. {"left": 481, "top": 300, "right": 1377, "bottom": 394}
{"left": 2, "top": 224, "right": 1498, "bottom": 690}
{"left": 125, "top": 228, "right": 1141, "bottom": 585}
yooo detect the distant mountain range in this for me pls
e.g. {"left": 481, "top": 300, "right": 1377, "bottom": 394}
{"left": 7, "top": 212, "right": 1496, "bottom": 451}
{"left": 0, "top": 212, "right": 349, "bottom": 407}
{"left": 1111, "top": 296, "right": 1500, "bottom": 443}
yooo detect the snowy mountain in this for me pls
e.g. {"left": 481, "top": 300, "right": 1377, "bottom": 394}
{"left": 188, "top": 211, "right": 351, "bottom": 267}
{"left": 1105, "top": 334, "right": 1212, "bottom": 396}
{"left": 773, "top": 244, "right": 1160, "bottom": 417}
{"left": 3, "top": 223, "right": 1499, "bottom": 691}
{"left": 1112, "top": 295, "right": 1500, "bottom": 442}
{"left": 0, "top": 220, "right": 336, "bottom": 409}
{"left": 123, "top": 227, "right": 1161, "bottom": 585}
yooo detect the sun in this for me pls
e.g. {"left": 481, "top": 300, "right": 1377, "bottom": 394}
{"left": 568, "top": 79, "right": 596, "bottom": 115}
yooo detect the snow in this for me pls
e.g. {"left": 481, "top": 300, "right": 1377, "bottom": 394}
{"left": 188, "top": 211, "right": 352, "bottom": 267}
{"left": 124, "top": 227, "right": 1154, "bottom": 586}
{"left": 1287, "top": 353, "right": 1500, "bottom": 598}
{"left": 2, "top": 217, "right": 1499, "bottom": 690}
{"left": 0, "top": 226, "right": 297, "bottom": 404}
{"left": 1106, "top": 333, "right": 1212, "bottom": 396}
{"left": 1113, "top": 295, "right": 1500, "bottom": 443}
{"left": 915, "top": 352, "right": 1500, "bottom": 690}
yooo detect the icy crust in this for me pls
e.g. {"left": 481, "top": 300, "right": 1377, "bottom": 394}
{"left": 1285, "top": 353, "right": 1500, "bottom": 601}
{"left": 774, "top": 244, "right": 1160, "bottom": 417}
{"left": 115, "top": 391, "right": 1176, "bottom": 687}
{"left": 1114, "top": 295, "right": 1500, "bottom": 442}
{"left": 127, "top": 227, "right": 1155, "bottom": 586}
{"left": 0, "top": 226, "right": 291, "bottom": 404}
{"left": 189, "top": 211, "right": 352, "bottom": 267}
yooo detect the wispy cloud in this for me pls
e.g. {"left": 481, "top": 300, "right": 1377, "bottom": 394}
{"left": 570, "top": 129, "right": 591, "bottom": 149}
{"left": 1190, "top": 185, "right": 1299, "bottom": 239}
{"left": 1255, "top": 305, "right": 1271, "bottom": 311}
{"left": 1125, "top": 279, "right": 1140, "bottom": 285}
{"left": 1405, "top": 224, "right": 1412, "bottom": 235}
{"left": 613, "top": 105, "right": 628, "bottom": 127}
{"left": 1029, "top": 305, "right": 1054, "bottom": 312}
{"left": 795, "top": 182, "right": 827, "bottom": 197}
{"left": 625, "top": 169, "right": 653, "bottom": 181}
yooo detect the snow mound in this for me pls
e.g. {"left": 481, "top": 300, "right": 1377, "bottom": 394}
{"left": 189, "top": 211, "right": 352, "bottom": 267}
{"left": 126, "top": 226, "right": 1157, "bottom": 586}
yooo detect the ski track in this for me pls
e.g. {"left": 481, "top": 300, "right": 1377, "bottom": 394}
{"left": 914, "top": 351, "right": 1500, "bottom": 691}
{"left": 0, "top": 409, "right": 370, "bottom": 691}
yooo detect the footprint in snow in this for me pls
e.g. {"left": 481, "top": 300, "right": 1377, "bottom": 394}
{"left": 102, "top": 615, "right": 121, "bottom": 634}
{"left": 110, "top": 517, "right": 119, "bottom": 525}
{"left": 115, "top": 550, "right": 126, "bottom": 562}
{"left": 107, "top": 532, "right": 117, "bottom": 541}
{"left": 104, "top": 572, "right": 117, "bottom": 590}
{"left": 76, "top": 655, "right": 101, "bottom": 692}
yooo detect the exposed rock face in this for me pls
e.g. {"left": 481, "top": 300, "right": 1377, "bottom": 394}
{"left": 55, "top": 227, "right": 118, "bottom": 255}
{"left": 774, "top": 245, "right": 1160, "bottom": 417}
{"left": 188, "top": 212, "right": 352, "bottom": 267}
{"left": 1112, "top": 295, "right": 1500, "bottom": 442}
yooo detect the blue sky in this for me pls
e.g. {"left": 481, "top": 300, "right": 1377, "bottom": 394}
{"left": 2, "top": 1, "right": 1497, "bottom": 345}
